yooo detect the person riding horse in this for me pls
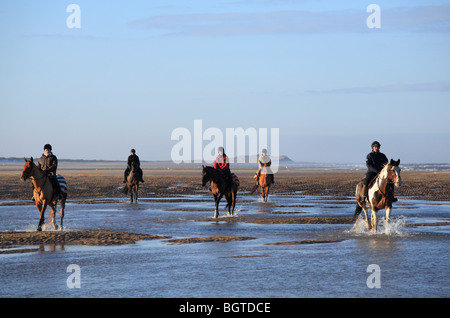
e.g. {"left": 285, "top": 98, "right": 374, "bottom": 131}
{"left": 123, "top": 149, "right": 144, "bottom": 183}
{"left": 363, "top": 141, "right": 397, "bottom": 202}
{"left": 34, "top": 144, "right": 62, "bottom": 199}
{"left": 213, "top": 147, "right": 233, "bottom": 191}
{"left": 255, "top": 148, "right": 274, "bottom": 185}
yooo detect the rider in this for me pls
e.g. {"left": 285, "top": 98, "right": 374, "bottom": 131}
{"left": 255, "top": 148, "right": 274, "bottom": 184}
{"left": 363, "top": 141, "right": 396, "bottom": 202}
{"left": 123, "top": 149, "right": 144, "bottom": 183}
{"left": 213, "top": 146, "right": 233, "bottom": 190}
{"left": 36, "top": 144, "right": 62, "bottom": 199}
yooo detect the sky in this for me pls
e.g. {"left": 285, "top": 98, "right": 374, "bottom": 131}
{"left": 0, "top": 0, "right": 449, "bottom": 163}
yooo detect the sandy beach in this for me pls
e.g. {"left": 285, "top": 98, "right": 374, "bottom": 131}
{"left": 1, "top": 163, "right": 448, "bottom": 246}
{"left": 1, "top": 163, "right": 448, "bottom": 202}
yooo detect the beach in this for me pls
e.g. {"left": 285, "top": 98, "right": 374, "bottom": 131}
{"left": 1, "top": 163, "right": 448, "bottom": 203}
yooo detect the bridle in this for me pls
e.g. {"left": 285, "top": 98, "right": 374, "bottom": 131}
{"left": 376, "top": 165, "right": 400, "bottom": 198}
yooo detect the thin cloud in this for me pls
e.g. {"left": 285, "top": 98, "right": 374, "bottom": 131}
{"left": 129, "top": 4, "right": 450, "bottom": 36}
{"left": 305, "top": 81, "right": 450, "bottom": 95}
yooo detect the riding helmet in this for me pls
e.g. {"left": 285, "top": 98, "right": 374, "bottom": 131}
{"left": 44, "top": 144, "right": 52, "bottom": 151}
{"left": 371, "top": 141, "right": 381, "bottom": 148}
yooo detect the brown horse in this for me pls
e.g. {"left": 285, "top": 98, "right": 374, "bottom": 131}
{"left": 354, "top": 159, "right": 402, "bottom": 232}
{"left": 123, "top": 169, "right": 139, "bottom": 203}
{"left": 201, "top": 165, "right": 239, "bottom": 218}
{"left": 251, "top": 165, "right": 273, "bottom": 202}
{"left": 21, "top": 157, "right": 67, "bottom": 231}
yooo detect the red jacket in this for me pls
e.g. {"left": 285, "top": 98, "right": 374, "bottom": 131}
{"left": 214, "top": 154, "right": 230, "bottom": 171}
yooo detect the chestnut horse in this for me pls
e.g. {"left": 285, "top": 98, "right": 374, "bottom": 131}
{"left": 123, "top": 169, "right": 139, "bottom": 203}
{"left": 251, "top": 165, "right": 273, "bottom": 202}
{"left": 354, "top": 159, "right": 402, "bottom": 232}
{"left": 201, "top": 165, "right": 239, "bottom": 218}
{"left": 21, "top": 157, "right": 67, "bottom": 231}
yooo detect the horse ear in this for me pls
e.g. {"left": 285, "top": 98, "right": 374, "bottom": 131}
{"left": 24, "top": 157, "right": 27, "bottom": 162}
{"left": 390, "top": 159, "right": 394, "bottom": 165}
{"left": 202, "top": 165, "right": 204, "bottom": 168}
{"left": 30, "top": 157, "right": 33, "bottom": 162}
{"left": 397, "top": 159, "right": 400, "bottom": 165}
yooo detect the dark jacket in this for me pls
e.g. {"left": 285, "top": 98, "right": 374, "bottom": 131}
{"left": 37, "top": 153, "right": 58, "bottom": 175}
{"left": 127, "top": 154, "right": 141, "bottom": 171}
{"left": 366, "top": 151, "right": 388, "bottom": 173}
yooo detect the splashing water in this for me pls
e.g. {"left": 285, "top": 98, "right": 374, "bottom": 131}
{"left": 347, "top": 215, "right": 408, "bottom": 236}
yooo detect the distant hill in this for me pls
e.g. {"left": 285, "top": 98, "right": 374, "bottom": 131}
{"left": 231, "top": 155, "right": 294, "bottom": 163}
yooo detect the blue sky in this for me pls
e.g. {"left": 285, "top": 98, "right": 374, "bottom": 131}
{"left": 1, "top": 0, "right": 449, "bottom": 163}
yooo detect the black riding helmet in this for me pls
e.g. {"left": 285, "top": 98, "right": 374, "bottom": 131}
{"left": 371, "top": 141, "right": 381, "bottom": 148}
{"left": 44, "top": 144, "right": 52, "bottom": 151}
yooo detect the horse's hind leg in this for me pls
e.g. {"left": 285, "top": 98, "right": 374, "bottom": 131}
{"left": 362, "top": 206, "right": 371, "bottom": 231}
{"left": 49, "top": 202, "right": 58, "bottom": 230}
{"left": 60, "top": 195, "right": 66, "bottom": 230}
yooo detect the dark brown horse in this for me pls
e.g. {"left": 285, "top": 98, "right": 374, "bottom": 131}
{"left": 201, "top": 165, "right": 239, "bottom": 218}
{"left": 21, "top": 157, "right": 67, "bottom": 231}
{"left": 354, "top": 159, "right": 402, "bottom": 232}
{"left": 123, "top": 169, "right": 139, "bottom": 203}
{"left": 251, "top": 165, "right": 273, "bottom": 202}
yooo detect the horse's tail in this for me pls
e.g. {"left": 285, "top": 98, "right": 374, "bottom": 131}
{"left": 353, "top": 204, "right": 362, "bottom": 222}
{"left": 249, "top": 183, "right": 258, "bottom": 194}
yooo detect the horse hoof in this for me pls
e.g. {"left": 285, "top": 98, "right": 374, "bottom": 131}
{"left": 36, "top": 227, "right": 42, "bottom": 232}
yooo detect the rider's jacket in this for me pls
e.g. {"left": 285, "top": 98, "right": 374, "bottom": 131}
{"left": 366, "top": 151, "right": 388, "bottom": 173}
{"left": 214, "top": 154, "right": 230, "bottom": 171}
{"left": 127, "top": 154, "right": 141, "bottom": 171}
{"left": 37, "top": 153, "right": 58, "bottom": 175}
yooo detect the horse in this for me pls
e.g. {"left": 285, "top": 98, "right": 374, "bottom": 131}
{"left": 201, "top": 165, "right": 239, "bottom": 218}
{"left": 123, "top": 169, "right": 139, "bottom": 203}
{"left": 250, "top": 165, "right": 273, "bottom": 202}
{"left": 354, "top": 159, "right": 402, "bottom": 233}
{"left": 21, "top": 157, "right": 67, "bottom": 231}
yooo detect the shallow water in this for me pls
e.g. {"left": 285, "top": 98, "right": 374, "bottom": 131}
{"left": 0, "top": 194, "right": 449, "bottom": 298}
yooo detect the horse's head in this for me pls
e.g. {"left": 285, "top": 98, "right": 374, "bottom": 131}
{"left": 201, "top": 165, "right": 208, "bottom": 186}
{"left": 387, "top": 159, "right": 402, "bottom": 187}
{"left": 21, "top": 157, "right": 34, "bottom": 181}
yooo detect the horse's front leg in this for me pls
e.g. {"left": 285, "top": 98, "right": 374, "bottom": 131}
{"left": 214, "top": 194, "right": 223, "bottom": 218}
{"left": 371, "top": 210, "right": 378, "bottom": 233}
{"left": 385, "top": 206, "right": 392, "bottom": 234}
{"left": 37, "top": 201, "right": 48, "bottom": 231}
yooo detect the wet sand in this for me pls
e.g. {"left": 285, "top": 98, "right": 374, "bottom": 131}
{"left": 1, "top": 166, "right": 448, "bottom": 247}
{"left": 0, "top": 230, "right": 170, "bottom": 248}
{"left": 1, "top": 167, "right": 449, "bottom": 202}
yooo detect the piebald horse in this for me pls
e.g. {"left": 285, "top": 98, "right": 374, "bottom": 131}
{"left": 21, "top": 157, "right": 67, "bottom": 231}
{"left": 201, "top": 165, "right": 239, "bottom": 218}
{"left": 354, "top": 159, "right": 402, "bottom": 233}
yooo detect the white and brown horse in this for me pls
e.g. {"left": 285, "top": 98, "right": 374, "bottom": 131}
{"left": 201, "top": 165, "right": 239, "bottom": 218}
{"left": 21, "top": 157, "right": 67, "bottom": 231}
{"left": 354, "top": 159, "right": 402, "bottom": 232}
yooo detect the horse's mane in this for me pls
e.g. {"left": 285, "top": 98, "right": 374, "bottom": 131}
{"left": 378, "top": 162, "right": 393, "bottom": 179}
